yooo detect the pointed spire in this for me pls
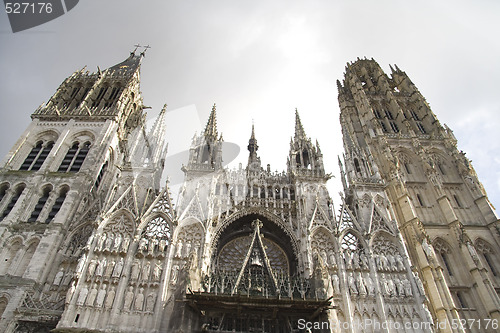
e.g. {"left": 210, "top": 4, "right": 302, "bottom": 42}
{"left": 204, "top": 103, "right": 218, "bottom": 140}
{"left": 147, "top": 104, "right": 168, "bottom": 165}
{"left": 294, "top": 108, "right": 307, "bottom": 140}
{"left": 247, "top": 123, "right": 261, "bottom": 169}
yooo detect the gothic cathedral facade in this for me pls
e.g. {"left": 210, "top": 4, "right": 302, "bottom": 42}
{"left": 0, "top": 53, "right": 498, "bottom": 333}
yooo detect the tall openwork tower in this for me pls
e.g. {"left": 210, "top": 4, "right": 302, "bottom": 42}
{"left": 0, "top": 51, "right": 171, "bottom": 332}
{"left": 337, "top": 58, "right": 500, "bottom": 332}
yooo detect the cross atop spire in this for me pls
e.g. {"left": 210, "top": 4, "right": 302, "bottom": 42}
{"left": 294, "top": 108, "right": 307, "bottom": 140}
{"left": 204, "top": 103, "right": 218, "bottom": 140}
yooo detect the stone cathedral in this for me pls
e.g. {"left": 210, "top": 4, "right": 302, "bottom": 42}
{"left": 0, "top": 52, "right": 498, "bottom": 333}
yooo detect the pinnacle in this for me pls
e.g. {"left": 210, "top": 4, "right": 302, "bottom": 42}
{"left": 294, "top": 108, "right": 307, "bottom": 140}
{"left": 204, "top": 103, "right": 218, "bottom": 140}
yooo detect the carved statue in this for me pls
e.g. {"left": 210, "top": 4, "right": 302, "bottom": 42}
{"left": 87, "top": 259, "right": 97, "bottom": 277}
{"left": 149, "top": 238, "right": 158, "bottom": 254}
{"left": 76, "top": 285, "right": 88, "bottom": 306}
{"left": 387, "top": 254, "right": 396, "bottom": 271}
{"left": 113, "top": 233, "right": 122, "bottom": 252}
{"left": 348, "top": 272, "right": 358, "bottom": 295}
{"left": 86, "top": 284, "right": 98, "bottom": 306}
{"left": 403, "top": 278, "right": 413, "bottom": 296}
{"left": 387, "top": 276, "right": 396, "bottom": 297}
{"left": 360, "top": 252, "right": 369, "bottom": 270}
{"left": 331, "top": 274, "right": 340, "bottom": 294}
{"left": 97, "top": 233, "right": 106, "bottom": 251}
{"left": 138, "top": 238, "right": 148, "bottom": 252}
{"left": 395, "top": 254, "right": 405, "bottom": 271}
{"left": 328, "top": 251, "right": 337, "bottom": 267}
{"left": 121, "top": 235, "right": 130, "bottom": 253}
{"left": 141, "top": 261, "right": 151, "bottom": 281}
{"left": 104, "top": 234, "right": 114, "bottom": 251}
{"left": 95, "top": 258, "right": 107, "bottom": 276}
{"left": 123, "top": 286, "right": 134, "bottom": 310}
{"left": 184, "top": 240, "right": 192, "bottom": 258}
{"left": 134, "top": 288, "right": 144, "bottom": 311}
{"left": 153, "top": 262, "right": 162, "bottom": 281}
{"left": 66, "top": 281, "right": 76, "bottom": 304}
{"left": 159, "top": 239, "right": 167, "bottom": 252}
{"left": 171, "top": 265, "right": 180, "bottom": 285}
{"left": 131, "top": 260, "right": 141, "bottom": 280}
{"left": 352, "top": 252, "right": 360, "bottom": 270}
{"left": 112, "top": 258, "right": 124, "bottom": 278}
{"left": 357, "top": 273, "right": 367, "bottom": 296}
{"left": 76, "top": 253, "right": 87, "bottom": 274}
{"left": 379, "top": 253, "right": 389, "bottom": 271}
{"left": 146, "top": 292, "right": 156, "bottom": 312}
{"left": 105, "top": 286, "right": 116, "bottom": 308}
{"left": 95, "top": 284, "right": 107, "bottom": 308}
{"left": 380, "top": 273, "right": 389, "bottom": 296}
{"left": 104, "top": 260, "right": 115, "bottom": 278}
{"left": 366, "top": 275, "right": 375, "bottom": 296}
{"left": 53, "top": 268, "right": 64, "bottom": 285}
{"left": 175, "top": 240, "right": 183, "bottom": 258}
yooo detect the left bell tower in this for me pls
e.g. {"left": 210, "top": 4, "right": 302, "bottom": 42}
{"left": 0, "top": 50, "right": 150, "bottom": 333}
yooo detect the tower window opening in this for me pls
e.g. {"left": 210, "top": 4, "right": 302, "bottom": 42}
{"left": 385, "top": 110, "right": 394, "bottom": 120}
{"left": 416, "top": 122, "right": 426, "bottom": 134}
{"left": 275, "top": 187, "right": 280, "bottom": 199}
{"left": 70, "top": 86, "right": 80, "bottom": 99}
{"left": 354, "top": 158, "right": 361, "bottom": 173}
{"left": 0, "top": 184, "right": 9, "bottom": 202}
{"left": 380, "top": 121, "right": 388, "bottom": 133}
{"left": 45, "top": 188, "right": 68, "bottom": 223}
{"left": 0, "top": 185, "right": 25, "bottom": 220}
{"left": 404, "top": 162, "right": 411, "bottom": 174}
{"left": 201, "top": 144, "right": 210, "bottom": 163}
{"left": 440, "top": 252, "right": 454, "bottom": 276}
{"left": 411, "top": 110, "right": 420, "bottom": 121}
{"left": 483, "top": 253, "right": 498, "bottom": 276}
{"left": 31, "top": 141, "right": 54, "bottom": 171}
{"left": 92, "top": 86, "right": 108, "bottom": 108}
{"left": 94, "top": 161, "right": 108, "bottom": 190}
{"left": 28, "top": 187, "right": 51, "bottom": 222}
{"left": 390, "top": 121, "right": 399, "bottom": 133}
{"left": 260, "top": 186, "right": 266, "bottom": 199}
{"left": 290, "top": 188, "right": 295, "bottom": 201}
{"left": 416, "top": 194, "right": 424, "bottom": 207}
{"left": 20, "top": 141, "right": 48, "bottom": 171}
{"left": 58, "top": 141, "right": 91, "bottom": 172}
{"left": 453, "top": 195, "right": 462, "bottom": 208}
{"left": 373, "top": 110, "right": 382, "bottom": 119}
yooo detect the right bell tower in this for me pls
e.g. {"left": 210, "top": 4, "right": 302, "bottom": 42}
{"left": 337, "top": 58, "right": 500, "bottom": 332}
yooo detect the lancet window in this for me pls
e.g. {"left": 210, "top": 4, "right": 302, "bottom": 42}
{"left": 20, "top": 140, "right": 54, "bottom": 171}
{"left": 28, "top": 186, "right": 52, "bottom": 222}
{"left": 0, "top": 184, "right": 25, "bottom": 220}
{"left": 45, "top": 187, "right": 68, "bottom": 223}
{"left": 58, "top": 141, "right": 91, "bottom": 172}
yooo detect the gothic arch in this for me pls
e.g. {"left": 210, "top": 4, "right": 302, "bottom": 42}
{"left": 211, "top": 211, "right": 299, "bottom": 275}
{"left": 432, "top": 237, "right": 456, "bottom": 278}
{"left": 475, "top": 238, "right": 499, "bottom": 277}
{"left": 0, "top": 236, "right": 23, "bottom": 275}
{"left": 102, "top": 209, "right": 136, "bottom": 236}
{"left": 15, "top": 237, "right": 40, "bottom": 277}
{"left": 34, "top": 129, "right": 59, "bottom": 142}
{"left": 213, "top": 207, "right": 299, "bottom": 259}
{"left": 0, "top": 294, "right": 9, "bottom": 319}
{"left": 339, "top": 228, "right": 367, "bottom": 249}
{"left": 310, "top": 227, "right": 338, "bottom": 268}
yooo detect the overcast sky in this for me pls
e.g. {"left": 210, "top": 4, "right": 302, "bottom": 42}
{"left": 0, "top": 0, "right": 499, "bottom": 209}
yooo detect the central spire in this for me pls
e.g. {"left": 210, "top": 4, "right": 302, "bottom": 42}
{"left": 204, "top": 103, "right": 218, "bottom": 140}
{"left": 294, "top": 108, "right": 307, "bottom": 140}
